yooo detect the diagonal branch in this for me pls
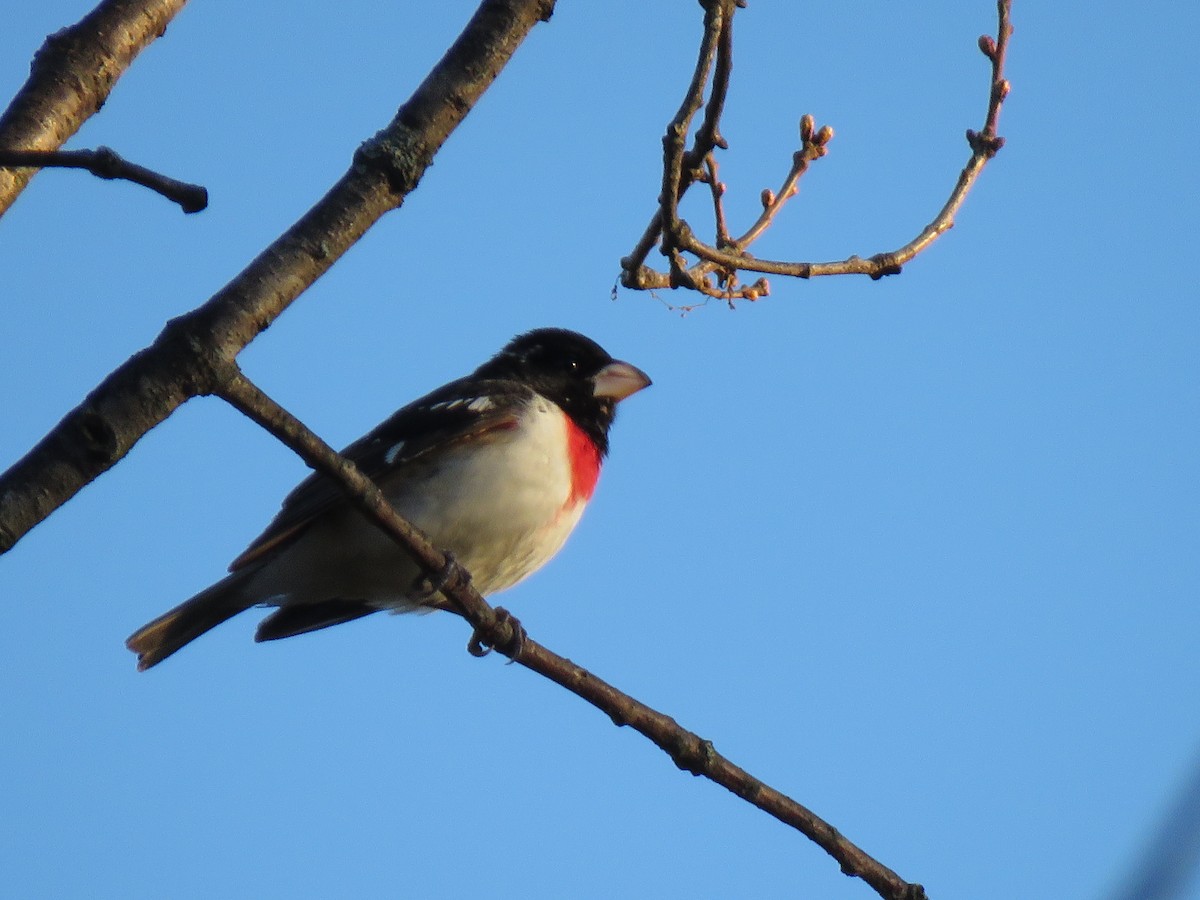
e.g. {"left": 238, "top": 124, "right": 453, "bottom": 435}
{"left": 0, "top": 147, "right": 208, "bottom": 212}
{"left": 0, "top": 0, "right": 191, "bottom": 217}
{"left": 0, "top": 0, "right": 557, "bottom": 556}
{"left": 213, "top": 361, "right": 928, "bottom": 900}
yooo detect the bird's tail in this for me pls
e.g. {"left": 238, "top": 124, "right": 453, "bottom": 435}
{"left": 126, "top": 572, "right": 256, "bottom": 671}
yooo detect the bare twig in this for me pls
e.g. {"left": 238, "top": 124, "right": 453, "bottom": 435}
{"left": 702, "top": 155, "right": 732, "bottom": 249}
{"left": 620, "top": 0, "right": 1014, "bottom": 298}
{"left": 0, "top": 0, "right": 190, "bottom": 218}
{"left": 0, "top": 147, "right": 208, "bottom": 212}
{"left": 214, "top": 361, "right": 928, "bottom": 900}
{"left": 0, "top": 0, "right": 557, "bottom": 555}
{"left": 733, "top": 115, "right": 832, "bottom": 251}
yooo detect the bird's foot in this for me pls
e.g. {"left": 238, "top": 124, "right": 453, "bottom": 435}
{"left": 468, "top": 606, "right": 526, "bottom": 662}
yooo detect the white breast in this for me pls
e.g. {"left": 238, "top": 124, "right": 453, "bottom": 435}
{"left": 389, "top": 395, "right": 588, "bottom": 597}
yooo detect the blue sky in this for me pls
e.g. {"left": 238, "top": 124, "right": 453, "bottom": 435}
{"left": 2, "top": 2, "right": 1197, "bottom": 898}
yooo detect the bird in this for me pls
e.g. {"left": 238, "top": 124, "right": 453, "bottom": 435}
{"left": 126, "top": 328, "right": 650, "bottom": 670}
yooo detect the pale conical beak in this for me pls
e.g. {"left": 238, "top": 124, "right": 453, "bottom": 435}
{"left": 592, "top": 360, "right": 652, "bottom": 401}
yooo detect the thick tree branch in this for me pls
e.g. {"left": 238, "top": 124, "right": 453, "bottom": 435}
{"left": 0, "top": 0, "right": 556, "bottom": 555}
{"left": 0, "top": 0, "right": 190, "bottom": 217}
{"left": 213, "top": 362, "right": 927, "bottom": 900}
{"left": 0, "top": 147, "right": 208, "bottom": 212}
{"left": 620, "top": 0, "right": 1014, "bottom": 300}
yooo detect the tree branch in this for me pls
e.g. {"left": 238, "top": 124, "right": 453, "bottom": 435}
{"left": 0, "top": 0, "right": 190, "bottom": 217}
{"left": 0, "top": 7, "right": 991, "bottom": 895}
{"left": 213, "top": 361, "right": 927, "bottom": 900}
{"left": 620, "top": 0, "right": 1014, "bottom": 300}
{"left": 0, "top": 146, "right": 208, "bottom": 212}
{"left": 0, "top": 0, "right": 557, "bottom": 555}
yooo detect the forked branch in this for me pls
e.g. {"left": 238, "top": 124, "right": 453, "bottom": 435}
{"left": 0, "top": 0, "right": 558, "bottom": 555}
{"left": 620, "top": 0, "right": 1014, "bottom": 303}
{"left": 0, "top": 0, "right": 190, "bottom": 217}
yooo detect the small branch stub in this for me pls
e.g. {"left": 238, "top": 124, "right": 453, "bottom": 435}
{"left": 0, "top": 146, "right": 208, "bottom": 212}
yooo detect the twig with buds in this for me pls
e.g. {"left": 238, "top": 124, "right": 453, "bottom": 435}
{"left": 620, "top": 0, "right": 1014, "bottom": 302}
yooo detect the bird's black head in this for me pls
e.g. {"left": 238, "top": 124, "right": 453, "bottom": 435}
{"left": 475, "top": 328, "right": 650, "bottom": 456}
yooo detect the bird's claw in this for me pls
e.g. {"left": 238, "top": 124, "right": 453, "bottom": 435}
{"left": 413, "top": 551, "right": 469, "bottom": 605}
{"left": 467, "top": 606, "right": 526, "bottom": 662}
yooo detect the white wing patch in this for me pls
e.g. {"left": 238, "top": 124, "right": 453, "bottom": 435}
{"left": 427, "top": 395, "right": 494, "bottom": 414}
{"left": 383, "top": 440, "right": 407, "bottom": 465}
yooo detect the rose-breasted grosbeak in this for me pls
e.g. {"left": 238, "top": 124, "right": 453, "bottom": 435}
{"left": 126, "top": 328, "right": 650, "bottom": 670}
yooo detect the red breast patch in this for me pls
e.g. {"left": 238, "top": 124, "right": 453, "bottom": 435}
{"left": 565, "top": 417, "right": 602, "bottom": 504}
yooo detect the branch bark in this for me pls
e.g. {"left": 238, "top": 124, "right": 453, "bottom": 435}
{"left": 0, "top": 0, "right": 190, "bottom": 217}
{"left": 0, "top": 0, "right": 556, "bottom": 555}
